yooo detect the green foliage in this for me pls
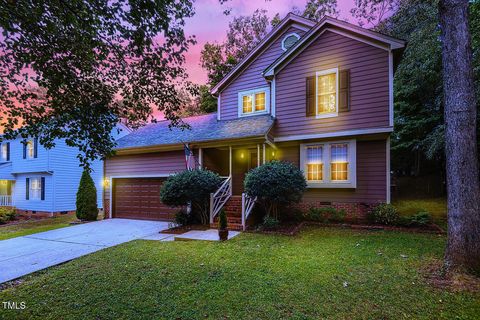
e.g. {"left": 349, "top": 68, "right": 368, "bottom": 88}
{"left": 195, "top": 85, "right": 217, "bottom": 114}
{"left": 218, "top": 209, "right": 227, "bottom": 230}
{"left": 244, "top": 161, "right": 307, "bottom": 219}
{"left": 261, "top": 215, "right": 280, "bottom": 230}
{"left": 174, "top": 209, "right": 194, "bottom": 227}
{"left": 0, "top": 0, "right": 195, "bottom": 168}
{"left": 368, "top": 203, "right": 399, "bottom": 225}
{"left": 409, "top": 211, "right": 432, "bottom": 226}
{"left": 76, "top": 170, "right": 98, "bottom": 221}
{"left": 160, "top": 169, "right": 222, "bottom": 225}
{"left": 0, "top": 207, "right": 15, "bottom": 224}
{"left": 304, "top": 207, "right": 346, "bottom": 223}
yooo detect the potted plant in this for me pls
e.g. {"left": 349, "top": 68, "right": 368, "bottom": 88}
{"left": 218, "top": 209, "right": 228, "bottom": 241}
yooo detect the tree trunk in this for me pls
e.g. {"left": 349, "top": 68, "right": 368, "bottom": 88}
{"left": 439, "top": 0, "right": 480, "bottom": 272}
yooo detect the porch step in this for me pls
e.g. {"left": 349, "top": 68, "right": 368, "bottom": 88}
{"left": 210, "top": 222, "right": 243, "bottom": 231}
{"left": 222, "top": 195, "right": 242, "bottom": 216}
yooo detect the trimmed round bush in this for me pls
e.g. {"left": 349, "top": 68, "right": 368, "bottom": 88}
{"left": 368, "top": 203, "right": 399, "bottom": 225}
{"left": 160, "top": 169, "right": 222, "bottom": 225}
{"left": 244, "top": 160, "right": 307, "bottom": 219}
{"left": 76, "top": 170, "right": 98, "bottom": 221}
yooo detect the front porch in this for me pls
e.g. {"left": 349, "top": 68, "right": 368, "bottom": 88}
{"left": 0, "top": 180, "right": 14, "bottom": 207}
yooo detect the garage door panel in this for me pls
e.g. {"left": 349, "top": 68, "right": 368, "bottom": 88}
{"left": 113, "top": 178, "right": 176, "bottom": 221}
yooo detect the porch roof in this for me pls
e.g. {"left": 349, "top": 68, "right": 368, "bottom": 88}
{"left": 0, "top": 163, "right": 14, "bottom": 180}
{"left": 115, "top": 113, "right": 275, "bottom": 150}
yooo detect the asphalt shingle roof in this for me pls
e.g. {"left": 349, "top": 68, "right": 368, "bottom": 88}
{"left": 115, "top": 113, "right": 275, "bottom": 150}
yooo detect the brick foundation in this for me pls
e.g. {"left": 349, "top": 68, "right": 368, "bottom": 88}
{"left": 293, "top": 201, "right": 380, "bottom": 223}
{"left": 15, "top": 209, "right": 76, "bottom": 219}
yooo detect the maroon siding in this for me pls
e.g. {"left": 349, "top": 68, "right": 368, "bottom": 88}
{"left": 220, "top": 26, "right": 306, "bottom": 120}
{"left": 276, "top": 139, "right": 387, "bottom": 203}
{"left": 274, "top": 30, "right": 390, "bottom": 137}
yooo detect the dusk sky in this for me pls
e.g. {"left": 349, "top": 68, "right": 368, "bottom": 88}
{"left": 182, "top": 0, "right": 358, "bottom": 84}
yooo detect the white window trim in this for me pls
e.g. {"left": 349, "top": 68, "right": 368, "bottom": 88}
{"left": 237, "top": 87, "right": 270, "bottom": 117}
{"left": 300, "top": 139, "right": 356, "bottom": 188}
{"left": 315, "top": 68, "right": 339, "bottom": 119}
{"left": 29, "top": 177, "right": 42, "bottom": 201}
{"left": 281, "top": 32, "right": 300, "bottom": 51}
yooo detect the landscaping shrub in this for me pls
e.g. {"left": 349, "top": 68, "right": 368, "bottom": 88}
{"left": 304, "top": 207, "right": 346, "bottom": 223}
{"left": 244, "top": 161, "right": 307, "bottom": 219}
{"left": 218, "top": 209, "right": 227, "bottom": 230}
{"left": 160, "top": 169, "right": 222, "bottom": 225}
{"left": 0, "top": 207, "right": 15, "bottom": 224}
{"left": 368, "top": 203, "right": 399, "bottom": 225}
{"left": 409, "top": 211, "right": 432, "bottom": 226}
{"left": 262, "top": 215, "right": 280, "bottom": 230}
{"left": 174, "top": 208, "right": 194, "bottom": 226}
{"left": 76, "top": 170, "right": 98, "bottom": 221}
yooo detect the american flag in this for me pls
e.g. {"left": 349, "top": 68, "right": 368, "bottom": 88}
{"left": 184, "top": 144, "right": 197, "bottom": 170}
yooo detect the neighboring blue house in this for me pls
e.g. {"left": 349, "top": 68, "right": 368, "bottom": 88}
{"left": 0, "top": 124, "right": 130, "bottom": 217}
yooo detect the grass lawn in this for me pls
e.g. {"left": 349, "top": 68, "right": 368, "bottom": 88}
{"left": 393, "top": 197, "right": 447, "bottom": 228}
{"left": 1, "top": 227, "right": 479, "bottom": 319}
{"left": 0, "top": 214, "right": 77, "bottom": 240}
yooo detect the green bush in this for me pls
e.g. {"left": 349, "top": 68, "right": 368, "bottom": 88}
{"left": 76, "top": 170, "right": 98, "bottom": 221}
{"left": 174, "top": 208, "right": 194, "bottom": 226}
{"left": 0, "top": 207, "right": 16, "bottom": 224}
{"left": 368, "top": 203, "right": 399, "bottom": 225}
{"left": 218, "top": 209, "right": 227, "bottom": 230}
{"left": 244, "top": 161, "right": 307, "bottom": 219}
{"left": 262, "top": 215, "right": 280, "bottom": 230}
{"left": 160, "top": 169, "right": 222, "bottom": 225}
{"left": 409, "top": 211, "right": 432, "bottom": 226}
{"left": 304, "top": 207, "right": 346, "bottom": 223}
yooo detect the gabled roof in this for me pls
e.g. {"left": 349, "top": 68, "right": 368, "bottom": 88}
{"left": 263, "top": 16, "right": 406, "bottom": 78}
{"left": 115, "top": 113, "right": 275, "bottom": 150}
{"left": 210, "top": 13, "right": 315, "bottom": 95}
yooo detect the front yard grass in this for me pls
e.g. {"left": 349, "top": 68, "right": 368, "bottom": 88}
{"left": 0, "top": 214, "right": 77, "bottom": 240}
{"left": 1, "top": 227, "right": 479, "bottom": 319}
{"left": 393, "top": 197, "right": 447, "bottom": 228}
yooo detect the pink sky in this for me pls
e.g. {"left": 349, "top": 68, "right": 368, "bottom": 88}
{"left": 183, "top": 0, "right": 358, "bottom": 84}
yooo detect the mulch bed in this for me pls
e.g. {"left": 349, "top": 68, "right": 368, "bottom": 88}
{"left": 246, "top": 221, "right": 445, "bottom": 236}
{"left": 160, "top": 224, "right": 210, "bottom": 235}
{"left": 421, "top": 259, "right": 480, "bottom": 293}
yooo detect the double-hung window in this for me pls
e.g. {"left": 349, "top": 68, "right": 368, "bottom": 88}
{"left": 300, "top": 140, "right": 356, "bottom": 188}
{"left": 0, "top": 143, "right": 9, "bottom": 162}
{"left": 30, "top": 177, "right": 42, "bottom": 200}
{"left": 26, "top": 140, "right": 35, "bottom": 159}
{"left": 238, "top": 87, "right": 270, "bottom": 117}
{"left": 316, "top": 68, "right": 338, "bottom": 118}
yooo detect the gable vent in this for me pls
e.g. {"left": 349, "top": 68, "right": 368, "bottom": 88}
{"left": 281, "top": 33, "right": 300, "bottom": 51}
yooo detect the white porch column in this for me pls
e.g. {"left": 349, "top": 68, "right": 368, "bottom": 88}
{"left": 262, "top": 143, "right": 266, "bottom": 164}
{"left": 229, "top": 145, "right": 232, "bottom": 176}
{"left": 199, "top": 148, "right": 203, "bottom": 169}
{"left": 257, "top": 144, "right": 261, "bottom": 167}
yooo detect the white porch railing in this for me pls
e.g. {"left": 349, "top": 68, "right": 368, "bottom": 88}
{"left": 241, "top": 193, "right": 257, "bottom": 231}
{"left": 0, "top": 195, "right": 13, "bottom": 206}
{"left": 209, "top": 176, "right": 232, "bottom": 224}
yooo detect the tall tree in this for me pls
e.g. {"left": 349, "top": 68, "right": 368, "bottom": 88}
{"left": 0, "top": 0, "right": 195, "bottom": 167}
{"left": 351, "top": 0, "right": 400, "bottom": 27}
{"left": 439, "top": 0, "right": 480, "bottom": 272}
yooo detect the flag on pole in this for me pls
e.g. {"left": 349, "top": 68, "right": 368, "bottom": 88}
{"left": 184, "top": 144, "right": 196, "bottom": 170}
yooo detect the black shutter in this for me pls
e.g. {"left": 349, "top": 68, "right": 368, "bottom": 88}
{"left": 34, "top": 138, "right": 38, "bottom": 158}
{"left": 306, "top": 76, "right": 316, "bottom": 117}
{"left": 6, "top": 142, "right": 10, "bottom": 161}
{"left": 339, "top": 69, "right": 350, "bottom": 112}
{"left": 26, "top": 178, "right": 30, "bottom": 200}
{"left": 41, "top": 177, "right": 45, "bottom": 200}
{"left": 23, "top": 141, "right": 26, "bottom": 159}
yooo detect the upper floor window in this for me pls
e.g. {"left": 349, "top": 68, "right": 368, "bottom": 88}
{"left": 300, "top": 140, "right": 356, "bottom": 188}
{"left": 238, "top": 87, "right": 270, "bottom": 117}
{"left": 281, "top": 33, "right": 300, "bottom": 51}
{"left": 0, "top": 143, "right": 9, "bottom": 162}
{"left": 316, "top": 68, "right": 338, "bottom": 118}
{"left": 26, "top": 140, "right": 34, "bottom": 159}
{"left": 23, "top": 138, "right": 38, "bottom": 159}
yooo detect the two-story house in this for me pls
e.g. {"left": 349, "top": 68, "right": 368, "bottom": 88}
{"left": 0, "top": 124, "right": 130, "bottom": 217}
{"left": 103, "top": 14, "right": 405, "bottom": 229}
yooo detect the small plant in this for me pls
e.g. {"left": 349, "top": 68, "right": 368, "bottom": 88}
{"left": 368, "top": 203, "right": 399, "bottom": 225}
{"left": 218, "top": 209, "right": 227, "bottom": 230}
{"left": 262, "top": 215, "right": 280, "bottom": 230}
{"left": 76, "top": 170, "right": 98, "bottom": 221}
{"left": 0, "top": 207, "right": 15, "bottom": 224}
{"left": 409, "top": 211, "right": 432, "bottom": 226}
{"left": 304, "top": 207, "right": 346, "bottom": 223}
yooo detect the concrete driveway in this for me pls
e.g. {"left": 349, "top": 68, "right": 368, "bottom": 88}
{"left": 0, "top": 218, "right": 170, "bottom": 284}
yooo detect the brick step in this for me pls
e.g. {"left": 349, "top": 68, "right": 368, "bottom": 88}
{"left": 210, "top": 223, "right": 243, "bottom": 231}
{"left": 214, "top": 216, "right": 242, "bottom": 223}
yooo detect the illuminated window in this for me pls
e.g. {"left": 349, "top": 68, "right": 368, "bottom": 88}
{"left": 1, "top": 144, "right": 8, "bottom": 161}
{"left": 238, "top": 87, "right": 270, "bottom": 116}
{"left": 30, "top": 177, "right": 42, "bottom": 200}
{"left": 26, "top": 140, "right": 34, "bottom": 159}
{"left": 300, "top": 140, "right": 356, "bottom": 188}
{"left": 330, "top": 144, "right": 348, "bottom": 181}
{"left": 306, "top": 145, "right": 323, "bottom": 181}
{"left": 316, "top": 69, "right": 338, "bottom": 117}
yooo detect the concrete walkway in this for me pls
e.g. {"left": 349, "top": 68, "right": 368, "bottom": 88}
{"left": 0, "top": 219, "right": 170, "bottom": 284}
